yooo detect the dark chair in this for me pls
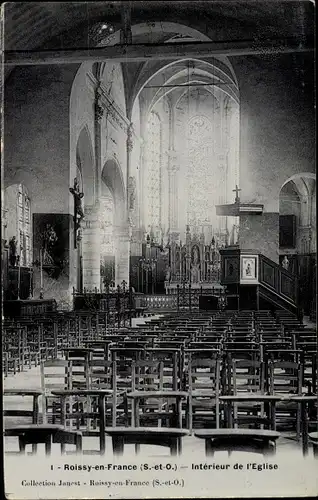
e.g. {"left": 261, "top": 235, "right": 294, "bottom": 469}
{"left": 105, "top": 427, "right": 189, "bottom": 456}
{"left": 194, "top": 429, "right": 280, "bottom": 456}
{"left": 308, "top": 432, "right": 318, "bottom": 457}
{"left": 4, "top": 424, "right": 82, "bottom": 455}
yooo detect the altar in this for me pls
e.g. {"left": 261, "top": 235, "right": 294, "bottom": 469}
{"left": 164, "top": 225, "right": 225, "bottom": 295}
{"left": 165, "top": 281, "right": 223, "bottom": 295}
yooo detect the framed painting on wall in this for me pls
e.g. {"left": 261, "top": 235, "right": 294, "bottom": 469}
{"left": 241, "top": 256, "right": 258, "bottom": 282}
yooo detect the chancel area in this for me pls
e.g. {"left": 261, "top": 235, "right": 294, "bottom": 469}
{"left": 1, "top": 1, "right": 317, "bottom": 469}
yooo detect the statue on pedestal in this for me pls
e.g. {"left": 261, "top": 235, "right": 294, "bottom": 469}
{"left": 69, "top": 178, "right": 84, "bottom": 230}
{"left": 70, "top": 177, "right": 84, "bottom": 249}
{"left": 191, "top": 245, "right": 200, "bottom": 283}
{"left": 282, "top": 255, "right": 289, "bottom": 270}
{"left": 165, "top": 266, "right": 171, "bottom": 282}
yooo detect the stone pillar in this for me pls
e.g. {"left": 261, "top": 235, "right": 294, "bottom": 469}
{"left": 299, "top": 225, "right": 312, "bottom": 254}
{"left": 94, "top": 89, "right": 104, "bottom": 200}
{"left": 126, "top": 122, "right": 134, "bottom": 219}
{"left": 114, "top": 225, "right": 130, "bottom": 286}
{"left": 82, "top": 204, "right": 101, "bottom": 291}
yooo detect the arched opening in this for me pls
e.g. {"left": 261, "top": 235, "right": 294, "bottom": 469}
{"left": 3, "top": 183, "right": 32, "bottom": 267}
{"left": 101, "top": 158, "right": 126, "bottom": 224}
{"left": 134, "top": 57, "right": 239, "bottom": 242}
{"left": 76, "top": 126, "right": 95, "bottom": 208}
{"left": 3, "top": 183, "right": 32, "bottom": 300}
{"left": 100, "top": 184, "right": 115, "bottom": 288}
{"left": 130, "top": 54, "right": 239, "bottom": 293}
{"left": 74, "top": 126, "right": 95, "bottom": 292}
{"left": 144, "top": 111, "right": 162, "bottom": 239}
{"left": 101, "top": 158, "right": 128, "bottom": 287}
{"left": 279, "top": 173, "right": 316, "bottom": 314}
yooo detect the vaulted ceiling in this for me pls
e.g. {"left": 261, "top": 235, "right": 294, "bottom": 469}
{"left": 3, "top": 1, "right": 314, "bottom": 51}
{"left": 2, "top": 1, "right": 314, "bottom": 110}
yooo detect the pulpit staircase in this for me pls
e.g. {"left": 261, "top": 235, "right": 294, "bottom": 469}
{"left": 257, "top": 254, "right": 298, "bottom": 314}
{"left": 220, "top": 248, "right": 299, "bottom": 314}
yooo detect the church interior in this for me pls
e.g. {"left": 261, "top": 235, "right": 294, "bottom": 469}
{"left": 1, "top": 1, "right": 317, "bottom": 469}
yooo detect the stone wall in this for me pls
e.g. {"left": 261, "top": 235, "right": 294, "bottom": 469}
{"left": 233, "top": 54, "right": 315, "bottom": 212}
{"left": 239, "top": 213, "right": 279, "bottom": 264}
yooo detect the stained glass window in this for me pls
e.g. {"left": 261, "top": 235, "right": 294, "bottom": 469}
{"left": 145, "top": 111, "right": 162, "bottom": 231}
{"left": 17, "top": 184, "right": 31, "bottom": 267}
{"left": 186, "top": 115, "right": 215, "bottom": 226}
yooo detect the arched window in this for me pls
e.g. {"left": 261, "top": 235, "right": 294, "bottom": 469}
{"left": 145, "top": 111, "right": 162, "bottom": 232}
{"left": 17, "top": 184, "right": 31, "bottom": 266}
{"left": 187, "top": 115, "right": 214, "bottom": 226}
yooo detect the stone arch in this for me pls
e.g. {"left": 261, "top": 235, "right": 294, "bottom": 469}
{"left": 76, "top": 125, "right": 95, "bottom": 208}
{"left": 101, "top": 157, "right": 129, "bottom": 287}
{"left": 101, "top": 156, "right": 126, "bottom": 225}
{"left": 132, "top": 57, "right": 239, "bottom": 115}
{"left": 281, "top": 172, "right": 316, "bottom": 190}
{"left": 279, "top": 173, "right": 316, "bottom": 254}
{"left": 135, "top": 54, "right": 240, "bottom": 240}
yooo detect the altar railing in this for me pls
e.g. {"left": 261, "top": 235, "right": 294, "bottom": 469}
{"left": 144, "top": 295, "right": 178, "bottom": 310}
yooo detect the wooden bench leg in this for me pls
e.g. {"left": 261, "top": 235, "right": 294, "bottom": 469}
{"left": 170, "top": 438, "right": 178, "bottom": 456}
{"left": 98, "top": 395, "right": 106, "bottom": 455}
{"left": 19, "top": 437, "right": 26, "bottom": 454}
{"left": 45, "top": 437, "right": 52, "bottom": 456}
{"left": 263, "top": 440, "right": 276, "bottom": 456}
{"left": 76, "top": 433, "right": 82, "bottom": 453}
{"left": 177, "top": 437, "right": 182, "bottom": 455}
{"left": 112, "top": 437, "right": 124, "bottom": 456}
{"left": 205, "top": 439, "right": 214, "bottom": 457}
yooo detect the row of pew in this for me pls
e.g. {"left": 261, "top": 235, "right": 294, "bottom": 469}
{"left": 3, "top": 308, "right": 318, "bottom": 457}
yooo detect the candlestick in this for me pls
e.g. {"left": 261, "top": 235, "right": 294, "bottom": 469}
{"left": 40, "top": 248, "right": 44, "bottom": 299}
{"left": 17, "top": 256, "right": 21, "bottom": 300}
{"left": 27, "top": 267, "right": 33, "bottom": 300}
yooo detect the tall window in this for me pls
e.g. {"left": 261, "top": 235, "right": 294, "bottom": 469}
{"left": 145, "top": 111, "right": 162, "bottom": 232}
{"left": 187, "top": 115, "right": 214, "bottom": 226}
{"left": 17, "top": 184, "right": 31, "bottom": 266}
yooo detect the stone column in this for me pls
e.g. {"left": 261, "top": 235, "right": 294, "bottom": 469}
{"left": 94, "top": 89, "right": 104, "bottom": 201}
{"left": 114, "top": 224, "right": 130, "bottom": 286}
{"left": 82, "top": 204, "right": 101, "bottom": 291}
{"left": 126, "top": 122, "right": 134, "bottom": 218}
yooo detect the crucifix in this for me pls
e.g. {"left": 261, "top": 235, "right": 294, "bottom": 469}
{"left": 233, "top": 185, "right": 242, "bottom": 204}
{"left": 69, "top": 177, "right": 84, "bottom": 249}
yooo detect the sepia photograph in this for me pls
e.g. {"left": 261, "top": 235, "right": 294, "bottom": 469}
{"left": 1, "top": 1, "right": 317, "bottom": 498}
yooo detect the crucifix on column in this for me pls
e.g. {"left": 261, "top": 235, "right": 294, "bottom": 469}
{"left": 233, "top": 185, "right": 242, "bottom": 204}
{"left": 69, "top": 177, "right": 84, "bottom": 249}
